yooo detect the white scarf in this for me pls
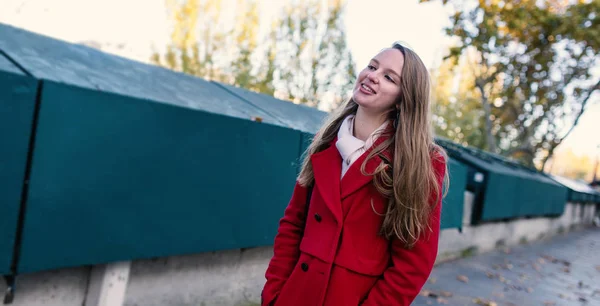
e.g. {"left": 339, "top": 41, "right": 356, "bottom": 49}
{"left": 335, "top": 115, "right": 388, "bottom": 178}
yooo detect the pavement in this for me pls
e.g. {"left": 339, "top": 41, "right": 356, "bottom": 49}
{"left": 413, "top": 227, "right": 600, "bottom": 306}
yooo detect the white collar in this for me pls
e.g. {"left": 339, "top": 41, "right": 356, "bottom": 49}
{"left": 336, "top": 115, "right": 388, "bottom": 164}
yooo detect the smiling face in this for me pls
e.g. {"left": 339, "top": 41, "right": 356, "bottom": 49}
{"left": 352, "top": 48, "right": 405, "bottom": 116}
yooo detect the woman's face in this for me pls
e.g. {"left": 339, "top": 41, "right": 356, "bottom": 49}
{"left": 352, "top": 48, "right": 404, "bottom": 115}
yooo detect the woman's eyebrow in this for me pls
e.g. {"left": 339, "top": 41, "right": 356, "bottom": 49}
{"left": 371, "top": 58, "right": 401, "bottom": 78}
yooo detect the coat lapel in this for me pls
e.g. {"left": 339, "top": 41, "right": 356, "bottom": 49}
{"left": 340, "top": 128, "right": 393, "bottom": 200}
{"left": 310, "top": 142, "right": 343, "bottom": 224}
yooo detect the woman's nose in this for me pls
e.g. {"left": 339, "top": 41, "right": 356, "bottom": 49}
{"left": 367, "top": 71, "right": 379, "bottom": 84}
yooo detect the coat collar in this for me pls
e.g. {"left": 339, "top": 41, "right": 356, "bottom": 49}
{"left": 340, "top": 125, "right": 393, "bottom": 200}
{"left": 310, "top": 141, "right": 343, "bottom": 223}
{"left": 310, "top": 123, "right": 394, "bottom": 223}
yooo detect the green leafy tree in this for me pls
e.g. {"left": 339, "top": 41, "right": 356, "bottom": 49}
{"left": 422, "top": 0, "right": 600, "bottom": 168}
{"left": 152, "top": 0, "right": 356, "bottom": 111}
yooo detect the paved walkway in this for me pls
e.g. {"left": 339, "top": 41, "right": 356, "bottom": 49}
{"left": 413, "top": 227, "right": 600, "bottom": 306}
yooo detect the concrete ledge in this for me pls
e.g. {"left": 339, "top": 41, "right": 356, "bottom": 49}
{"left": 124, "top": 247, "right": 271, "bottom": 306}
{"left": 3, "top": 193, "right": 597, "bottom": 306}
{"left": 0, "top": 267, "right": 88, "bottom": 306}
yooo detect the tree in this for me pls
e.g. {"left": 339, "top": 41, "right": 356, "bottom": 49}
{"left": 271, "top": 0, "right": 356, "bottom": 110}
{"left": 230, "top": 0, "right": 260, "bottom": 89}
{"left": 431, "top": 56, "right": 486, "bottom": 148}
{"left": 421, "top": 0, "right": 600, "bottom": 169}
{"left": 152, "top": 0, "right": 229, "bottom": 81}
{"left": 152, "top": 0, "right": 356, "bottom": 111}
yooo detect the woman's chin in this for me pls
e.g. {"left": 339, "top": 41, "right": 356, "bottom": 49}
{"left": 353, "top": 94, "right": 374, "bottom": 108}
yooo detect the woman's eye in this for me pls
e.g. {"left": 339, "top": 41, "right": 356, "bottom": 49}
{"left": 367, "top": 65, "right": 376, "bottom": 70}
{"left": 385, "top": 75, "right": 395, "bottom": 83}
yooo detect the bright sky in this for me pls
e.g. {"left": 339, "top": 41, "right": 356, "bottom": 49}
{"left": 1, "top": 0, "right": 598, "bottom": 158}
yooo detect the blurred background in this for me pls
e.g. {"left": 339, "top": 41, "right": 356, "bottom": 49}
{"left": 2, "top": 0, "right": 598, "bottom": 182}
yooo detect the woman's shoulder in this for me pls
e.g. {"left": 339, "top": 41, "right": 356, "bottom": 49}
{"left": 429, "top": 144, "right": 448, "bottom": 175}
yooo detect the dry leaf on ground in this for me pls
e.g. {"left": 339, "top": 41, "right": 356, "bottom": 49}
{"left": 436, "top": 297, "right": 449, "bottom": 304}
{"left": 538, "top": 258, "right": 546, "bottom": 264}
{"left": 473, "top": 298, "right": 497, "bottom": 306}
{"left": 440, "top": 291, "right": 453, "bottom": 298}
{"left": 543, "top": 302, "right": 556, "bottom": 306}
{"left": 558, "top": 293, "right": 568, "bottom": 299}
{"left": 456, "top": 275, "right": 469, "bottom": 283}
{"left": 428, "top": 277, "right": 437, "bottom": 284}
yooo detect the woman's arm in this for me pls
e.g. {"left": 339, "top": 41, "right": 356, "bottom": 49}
{"left": 262, "top": 182, "right": 310, "bottom": 306}
{"left": 361, "top": 154, "right": 447, "bottom": 306}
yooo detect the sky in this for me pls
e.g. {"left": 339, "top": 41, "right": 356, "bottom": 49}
{"left": 0, "top": 0, "right": 598, "bottom": 160}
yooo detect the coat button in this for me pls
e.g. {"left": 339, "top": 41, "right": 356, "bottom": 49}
{"left": 301, "top": 263, "right": 309, "bottom": 272}
{"left": 314, "top": 213, "right": 322, "bottom": 222}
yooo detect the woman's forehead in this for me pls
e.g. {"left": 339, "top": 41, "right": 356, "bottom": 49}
{"left": 373, "top": 48, "right": 404, "bottom": 70}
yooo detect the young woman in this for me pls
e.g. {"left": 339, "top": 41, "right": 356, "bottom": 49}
{"left": 262, "top": 42, "right": 448, "bottom": 306}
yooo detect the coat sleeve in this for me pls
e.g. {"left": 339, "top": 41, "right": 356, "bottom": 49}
{"left": 361, "top": 154, "right": 447, "bottom": 306}
{"left": 261, "top": 182, "right": 310, "bottom": 306}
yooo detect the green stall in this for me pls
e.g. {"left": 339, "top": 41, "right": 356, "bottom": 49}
{"left": 0, "top": 54, "right": 38, "bottom": 274}
{"left": 437, "top": 138, "right": 568, "bottom": 224}
{"left": 551, "top": 175, "right": 600, "bottom": 205}
{"left": 213, "top": 82, "right": 327, "bottom": 170}
{"left": 0, "top": 23, "right": 306, "bottom": 273}
{"left": 440, "top": 157, "right": 467, "bottom": 230}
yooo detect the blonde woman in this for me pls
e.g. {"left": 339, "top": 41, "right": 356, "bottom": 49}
{"left": 262, "top": 43, "right": 448, "bottom": 306}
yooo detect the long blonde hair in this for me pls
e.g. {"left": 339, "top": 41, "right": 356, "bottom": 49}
{"left": 298, "top": 43, "right": 449, "bottom": 249}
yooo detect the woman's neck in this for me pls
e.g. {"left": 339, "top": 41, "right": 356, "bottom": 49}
{"left": 353, "top": 107, "right": 388, "bottom": 141}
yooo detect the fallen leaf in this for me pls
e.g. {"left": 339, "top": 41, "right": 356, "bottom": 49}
{"left": 538, "top": 258, "right": 546, "bottom": 264}
{"left": 532, "top": 263, "right": 542, "bottom": 272}
{"left": 526, "top": 287, "right": 534, "bottom": 293}
{"left": 596, "top": 265, "right": 600, "bottom": 272}
{"left": 436, "top": 297, "right": 449, "bottom": 304}
{"left": 428, "top": 277, "right": 437, "bottom": 284}
{"left": 492, "top": 292, "right": 505, "bottom": 299}
{"left": 457, "top": 275, "right": 469, "bottom": 283}
{"left": 505, "top": 263, "right": 514, "bottom": 270}
{"left": 558, "top": 293, "right": 568, "bottom": 299}
{"left": 486, "top": 271, "right": 497, "bottom": 279}
{"left": 440, "top": 291, "right": 453, "bottom": 298}
{"left": 562, "top": 267, "right": 570, "bottom": 273}
{"left": 473, "top": 298, "right": 497, "bottom": 306}
{"left": 543, "top": 302, "right": 556, "bottom": 306}
{"left": 420, "top": 290, "right": 439, "bottom": 298}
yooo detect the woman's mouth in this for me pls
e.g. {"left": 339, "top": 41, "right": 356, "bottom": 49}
{"left": 360, "top": 83, "right": 376, "bottom": 94}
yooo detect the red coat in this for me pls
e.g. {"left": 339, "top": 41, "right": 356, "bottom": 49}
{"left": 262, "top": 135, "right": 446, "bottom": 306}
